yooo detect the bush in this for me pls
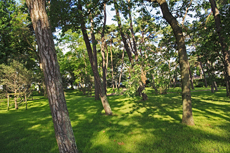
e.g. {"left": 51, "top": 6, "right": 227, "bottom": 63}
{"left": 195, "top": 82, "right": 204, "bottom": 87}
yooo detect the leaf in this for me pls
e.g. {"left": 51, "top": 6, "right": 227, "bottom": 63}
{"left": 117, "top": 142, "right": 125, "bottom": 145}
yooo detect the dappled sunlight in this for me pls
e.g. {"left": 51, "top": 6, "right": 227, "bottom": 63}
{"left": 0, "top": 89, "right": 230, "bottom": 152}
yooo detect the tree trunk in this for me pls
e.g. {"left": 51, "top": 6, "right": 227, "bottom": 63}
{"left": 14, "top": 89, "right": 18, "bottom": 110}
{"left": 152, "top": 74, "right": 158, "bottom": 93}
{"left": 25, "top": 0, "right": 78, "bottom": 152}
{"left": 110, "top": 40, "right": 115, "bottom": 92}
{"left": 118, "top": 50, "right": 125, "bottom": 89}
{"left": 207, "top": 69, "right": 214, "bottom": 93}
{"left": 189, "top": 67, "right": 194, "bottom": 89}
{"left": 127, "top": 0, "right": 138, "bottom": 60}
{"left": 114, "top": 0, "right": 133, "bottom": 63}
{"left": 90, "top": 23, "right": 100, "bottom": 100}
{"left": 200, "top": 61, "right": 208, "bottom": 87}
{"left": 173, "top": 72, "right": 177, "bottom": 88}
{"left": 155, "top": 0, "right": 195, "bottom": 125}
{"left": 78, "top": 3, "right": 112, "bottom": 115}
{"left": 209, "top": 0, "right": 230, "bottom": 97}
{"left": 100, "top": 3, "right": 107, "bottom": 95}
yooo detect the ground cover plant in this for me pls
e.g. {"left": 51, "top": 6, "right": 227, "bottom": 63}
{"left": 0, "top": 88, "right": 230, "bottom": 153}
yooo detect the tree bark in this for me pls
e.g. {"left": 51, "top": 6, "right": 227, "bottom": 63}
{"left": 152, "top": 74, "right": 158, "bottom": 93}
{"left": 118, "top": 50, "right": 125, "bottom": 89}
{"left": 110, "top": 40, "right": 115, "bottom": 92}
{"left": 100, "top": 3, "right": 107, "bottom": 95}
{"left": 189, "top": 67, "right": 194, "bottom": 89}
{"left": 127, "top": 0, "right": 138, "bottom": 61}
{"left": 25, "top": 0, "right": 78, "bottom": 152}
{"left": 199, "top": 61, "right": 208, "bottom": 87}
{"left": 78, "top": 3, "right": 112, "bottom": 115}
{"left": 154, "top": 0, "right": 195, "bottom": 125}
{"left": 90, "top": 22, "right": 100, "bottom": 100}
{"left": 209, "top": 0, "right": 230, "bottom": 96}
{"left": 207, "top": 66, "right": 214, "bottom": 93}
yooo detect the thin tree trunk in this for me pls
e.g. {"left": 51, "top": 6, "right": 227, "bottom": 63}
{"left": 115, "top": 0, "right": 148, "bottom": 100}
{"left": 114, "top": 0, "right": 133, "bottom": 63}
{"left": 225, "top": 71, "right": 229, "bottom": 96}
{"left": 26, "top": 0, "right": 78, "bottom": 152}
{"left": 110, "top": 40, "right": 115, "bottom": 92}
{"left": 127, "top": 0, "right": 138, "bottom": 60}
{"left": 173, "top": 71, "right": 177, "bottom": 88}
{"left": 207, "top": 61, "right": 218, "bottom": 92}
{"left": 152, "top": 74, "right": 158, "bottom": 93}
{"left": 118, "top": 50, "right": 125, "bottom": 89}
{"left": 209, "top": 0, "right": 230, "bottom": 96}
{"left": 200, "top": 61, "right": 208, "bottom": 87}
{"left": 78, "top": 3, "right": 112, "bottom": 115}
{"left": 14, "top": 88, "right": 18, "bottom": 110}
{"left": 207, "top": 67, "right": 214, "bottom": 93}
{"left": 189, "top": 67, "right": 194, "bottom": 89}
{"left": 90, "top": 21, "right": 100, "bottom": 100}
{"left": 154, "top": 0, "right": 195, "bottom": 125}
{"left": 100, "top": 3, "right": 107, "bottom": 95}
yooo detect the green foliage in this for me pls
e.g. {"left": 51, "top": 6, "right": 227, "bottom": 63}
{"left": 122, "top": 64, "right": 143, "bottom": 97}
{"left": 0, "top": 0, "right": 37, "bottom": 69}
{"left": 0, "top": 60, "right": 33, "bottom": 95}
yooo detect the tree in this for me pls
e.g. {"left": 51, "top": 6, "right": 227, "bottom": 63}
{"left": 0, "top": 60, "right": 33, "bottom": 109}
{"left": 147, "top": 0, "right": 195, "bottom": 125}
{"left": 77, "top": 1, "right": 112, "bottom": 115}
{"left": 209, "top": 0, "right": 230, "bottom": 96}
{"left": 25, "top": 0, "right": 78, "bottom": 152}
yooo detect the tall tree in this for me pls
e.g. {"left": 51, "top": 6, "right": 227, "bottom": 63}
{"left": 209, "top": 0, "right": 230, "bottom": 96}
{"left": 25, "top": 0, "right": 78, "bottom": 152}
{"left": 78, "top": 1, "right": 112, "bottom": 115}
{"left": 147, "top": 0, "right": 195, "bottom": 125}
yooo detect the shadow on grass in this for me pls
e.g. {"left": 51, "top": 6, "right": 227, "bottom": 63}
{"left": 0, "top": 90, "right": 230, "bottom": 153}
{"left": 66, "top": 91, "right": 230, "bottom": 153}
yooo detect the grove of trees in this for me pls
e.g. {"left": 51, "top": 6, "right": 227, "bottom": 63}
{"left": 0, "top": 0, "right": 229, "bottom": 152}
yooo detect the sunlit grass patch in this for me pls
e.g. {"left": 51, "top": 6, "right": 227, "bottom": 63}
{"left": 0, "top": 88, "right": 230, "bottom": 153}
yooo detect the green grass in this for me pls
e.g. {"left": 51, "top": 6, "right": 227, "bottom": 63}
{"left": 0, "top": 88, "right": 230, "bottom": 153}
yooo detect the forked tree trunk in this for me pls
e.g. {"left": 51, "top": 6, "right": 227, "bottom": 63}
{"left": 78, "top": 3, "right": 112, "bottom": 115}
{"left": 25, "top": 0, "right": 78, "bottom": 152}
{"left": 153, "top": 0, "right": 195, "bottom": 125}
{"left": 209, "top": 0, "right": 230, "bottom": 96}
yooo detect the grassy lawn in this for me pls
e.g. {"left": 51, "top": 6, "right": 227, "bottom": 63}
{"left": 0, "top": 88, "right": 230, "bottom": 153}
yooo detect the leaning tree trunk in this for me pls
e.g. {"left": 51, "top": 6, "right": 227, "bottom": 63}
{"left": 25, "top": 0, "right": 78, "bottom": 152}
{"left": 78, "top": 3, "right": 112, "bottom": 115}
{"left": 209, "top": 0, "right": 230, "bottom": 97}
{"left": 155, "top": 0, "right": 195, "bottom": 125}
